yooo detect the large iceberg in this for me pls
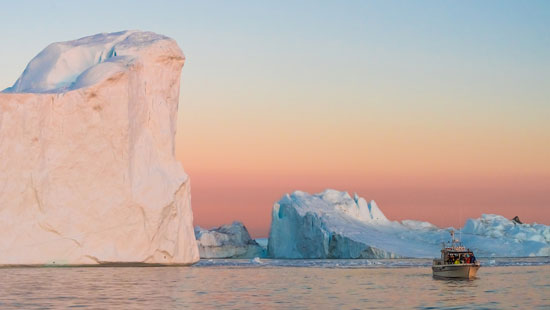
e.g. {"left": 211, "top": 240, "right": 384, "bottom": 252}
{"left": 195, "top": 222, "right": 265, "bottom": 259}
{"left": 0, "top": 31, "right": 199, "bottom": 265}
{"left": 268, "top": 190, "right": 550, "bottom": 258}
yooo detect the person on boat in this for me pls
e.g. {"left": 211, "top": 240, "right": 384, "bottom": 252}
{"left": 465, "top": 254, "right": 471, "bottom": 264}
{"left": 454, "top": 257, "right": 460, "bottom": 264}
{"left": 470, "top": 254, "right": 476, "bottom": 264}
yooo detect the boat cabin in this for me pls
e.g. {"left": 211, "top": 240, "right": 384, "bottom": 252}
{"left": 439, "top": 248, "right": 477, "bottom": 265}
{"left": 433, "top": 231, "right": 477, "bottom": 266}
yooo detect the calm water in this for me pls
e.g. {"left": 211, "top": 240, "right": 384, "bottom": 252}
{"left": 0, "top": 258, "right": 549, "bottom": 309}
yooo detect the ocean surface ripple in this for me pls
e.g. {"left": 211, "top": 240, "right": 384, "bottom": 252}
{"left": 0, "top": 257, "right": 548, "bottom": 309}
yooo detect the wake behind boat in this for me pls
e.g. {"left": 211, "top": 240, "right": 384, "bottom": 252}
{"left": 432, "top": 231, "right": 480, "bottom": 279}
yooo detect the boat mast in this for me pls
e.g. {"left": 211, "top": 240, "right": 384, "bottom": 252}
{"left": 450, "top": 230, "right": 460, "bottom": 247}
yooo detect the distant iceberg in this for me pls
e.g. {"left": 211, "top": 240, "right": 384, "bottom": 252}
{"left": 268, "top": 190, "right": 550, "bottom": 258}
{"left": 461, "top": 214, "right": 550, "bottom": 257}
{"left": 195, "top": 222, "right": 266, "bottom": 259}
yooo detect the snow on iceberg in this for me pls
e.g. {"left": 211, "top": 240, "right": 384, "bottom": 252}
{"left": 195, "top": 222, "right": 265, "bottom": 259}
{"left": 0, "top": 31, "right": 199, "bottom": 265}
{"left": 268, "top": 189, "right": 550, "bottom": 258}
{"left": 3, "top": 30, "right": 166, "bottom": 93}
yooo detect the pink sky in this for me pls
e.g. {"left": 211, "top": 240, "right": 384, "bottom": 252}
{"left": 174, "top": 83, "right": 550, "bottom": 237}
{"left": 182, "top": 171, "right": 549, "bottom": 237}
{"left": 175, "top": 73, "right": 550, "bottom": 237}
{"left": 177, "top": 140, "right": 550, "bottom": 237}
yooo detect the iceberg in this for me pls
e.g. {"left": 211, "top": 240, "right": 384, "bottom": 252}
{"left": 195, "top": 222, "right": 265, "bottom": 258}
{"left": 0, "top": 31, "right": 199, "bottom": 265}
{"left": 461, "top": 215, "right": 550, "bottom": 257}
{"left": 268, "top": 190, "right": 550, "bottom": 258}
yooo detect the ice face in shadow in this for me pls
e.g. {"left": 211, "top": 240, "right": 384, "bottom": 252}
{"left": 0, "top": 31, "right": 199, "bottom": 265}
{"left": 267, "top": 190, "right": 550, "bottom": 258}
{"left": 268, "top": 190, "right": 413, "bottom": 259}
{"left": 195, "top": 222, "right": 266, "bottom": 259}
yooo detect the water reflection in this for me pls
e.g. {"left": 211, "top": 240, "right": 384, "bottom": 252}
{"left": 0, "top": 263, "right": 548, "bottom": 309}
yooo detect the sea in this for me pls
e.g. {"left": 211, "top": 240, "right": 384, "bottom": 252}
{"left": 0, "top": 257, "right": 548, "bottom": 309}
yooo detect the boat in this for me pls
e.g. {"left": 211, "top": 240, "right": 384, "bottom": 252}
{"left": 432, "top": 230, "right": 480, "bottom": 279}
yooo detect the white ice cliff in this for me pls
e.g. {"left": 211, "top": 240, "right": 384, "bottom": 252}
{"left": 0, "top": 31, "right": 199, "bottom": 265}
{"left": 195, "top": 222, "right": 265, "bottom": 259}
{"left": 268, "top": 190, "right": 550, "bottom": 258}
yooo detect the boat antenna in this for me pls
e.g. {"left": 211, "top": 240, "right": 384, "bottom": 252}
{"left": 450, "top": 230, "right": 456, "bottom": 245}
{"left": 459, "top": 206, "right": 463, "bottom": 242}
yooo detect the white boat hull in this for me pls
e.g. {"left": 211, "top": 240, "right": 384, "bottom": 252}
{"left": 432, "top": 264, "right": 480, "bottom": 279}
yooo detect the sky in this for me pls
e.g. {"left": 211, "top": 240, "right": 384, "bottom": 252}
{"left": 1, "top": 1, "right": 549, "bottom": 237}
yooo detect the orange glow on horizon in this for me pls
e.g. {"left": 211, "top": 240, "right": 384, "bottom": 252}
{"left": 175, "top": 99, "right": 549, "bottom": 237}
{"left": 183, "top": 170, "right": 549, "bottom": 237}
